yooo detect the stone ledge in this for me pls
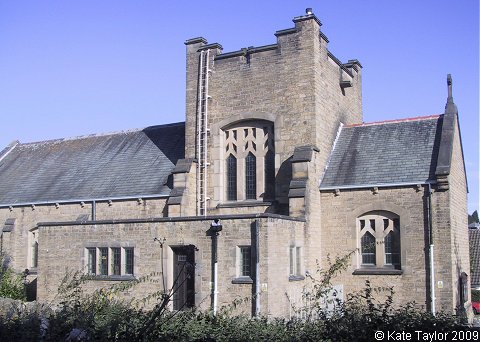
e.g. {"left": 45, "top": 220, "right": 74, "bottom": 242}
{"left": 288, "top": 275, "right": 305, "bottom": 282}
{"left": 232, "top": 277, "right": 253, "bottom": 284}
{"left": 86, "top": 275, "right": 136, "bottom": 281}
{"left": 352, "top": 268, "right": 403, "bottom": 276}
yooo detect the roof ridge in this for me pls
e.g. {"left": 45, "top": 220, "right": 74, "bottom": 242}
{"left": 345, "top": 114, "right": 441, "bottom": 128}
{"left": 17, "top": 121, "right": 186, "bottom": 146}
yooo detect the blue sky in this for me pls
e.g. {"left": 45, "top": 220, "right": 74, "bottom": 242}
{"left": 0, "top": 1, "right": 478, "bottom": 213}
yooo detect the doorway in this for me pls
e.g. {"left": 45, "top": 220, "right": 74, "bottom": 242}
{"left": 172, "top": 245, "right": 195, "bottom": 310}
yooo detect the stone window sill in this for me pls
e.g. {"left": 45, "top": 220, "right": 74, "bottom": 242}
{"left": 86, "top": 275, "right": 136, "bottom": 281}
{"left": 289, "top": 275, "right": 305, "bottom": 282}
{"left": 353, "top": 268, "right": 403, "bottom": 276}
{"left": 232, "top": 276, "right": 253, "bottom": 284}
{"left": 218, "top": 200, "right": 273, "bottom": 208}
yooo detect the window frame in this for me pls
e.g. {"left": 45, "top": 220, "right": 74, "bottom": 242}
{"left": 223, "top": 121, "right": 274, "bottom": 202}
{"left": 232, "top": 245, "right": 253, "bottom": 284}
{"left": 356, "top": 212, "right": 402, "bottom": 273}
{"left": 86, "top": 247, "right": 135, "bottom": 279}
{"left": 289, "top": 246, "right": 304, "bottom": 281}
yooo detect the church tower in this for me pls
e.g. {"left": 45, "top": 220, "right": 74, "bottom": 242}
{"left": 183, "top": 9, "right": 363, "bottom": 216}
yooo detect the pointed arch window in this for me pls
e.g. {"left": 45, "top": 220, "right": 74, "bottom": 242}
{"left": 358, "top": 212, "right": 401, "bottom": 269}
{"left": 223, "top": 120, "right": 274, "bottom": 201}
{"left": 226, "top": 154, "right": 237, "bottom": 200}
{"left": 361, "top": 232, "right": 376, "bottom": 265}
{"left": 245, "top": 152, "right": 257, "bottom": 199}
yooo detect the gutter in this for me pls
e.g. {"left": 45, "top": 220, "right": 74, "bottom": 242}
{"left": 320, "top": 180, "right": 437, "bottom": 191}
{"left": 0, "top": 194, "right": 169, "bottom": 209}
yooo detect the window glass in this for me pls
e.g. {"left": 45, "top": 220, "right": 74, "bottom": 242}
{"left": 240, "top": 246, "right": 251, "bottom": 277}
{"left": 245, "top": 153, "right": 256, "bottom": 199}
{"left": 125, "top": 248, "right": 134, "bottom": 275}
{"left": 361, "top": 232, "right": 376, "bottom": 265}
{"left": 227, "top": 154, "right": 237, "bottom": 200}
{"left": 99, "top": 247, "right": 109, "bottom": 276}
{"left": 112, "top": 247, "right": 121, "bottom": 275}
{"left": 87, "top": 248, "right": 96, "bottom": 274}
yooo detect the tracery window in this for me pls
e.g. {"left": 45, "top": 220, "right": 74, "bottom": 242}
{"left": 224, "top": 120, "right": 274, "bottom": 201}
{"left": 226, "top": 154, "right": 237, "bottom": 200}
{"left": 358, "top": 211, "right": 400, "bottom": 269}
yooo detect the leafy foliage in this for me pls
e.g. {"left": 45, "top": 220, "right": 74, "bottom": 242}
{"left": 0, "top": 254, "right": 473, "bottom": 341}
{"left": 0, "top": 254, "right": 26, "bottom": 301}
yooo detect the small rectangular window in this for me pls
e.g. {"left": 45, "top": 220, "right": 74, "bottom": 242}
{"left": 87, "top": 248, "right": 96, "bottom": 274}
{"left": 240, "top": 246, "right": 251, "bottom": 277}
{"left": 99, "top": 247, "right": 109, "bottom": 275}
{"left": 87, "top": 247, "right": 134, "bottom": 277}
{"left": 290, "top": 246, "right": 302, "bottom": 276}
{"left": 112, "top": 247, "right": 121, "bottom": 275}
{"left": 125, "top": 248, "right": 134, "bottom": 275}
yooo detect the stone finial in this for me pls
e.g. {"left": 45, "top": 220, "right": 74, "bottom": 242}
{"left": 447, "top": 74, "right": 453, "bottom": 101}
{"left": 444, "top": 74, "right": 458, "bottom": 115}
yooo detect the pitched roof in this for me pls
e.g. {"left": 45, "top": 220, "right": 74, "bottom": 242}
{"left": 0, "top": 123, "right": 185, "bottom": 205}
{"left": 320, "top": 115, "right": 442, "bottom": 189}
{"left": 469, "top": 228, "right": 480, "bottom": 286}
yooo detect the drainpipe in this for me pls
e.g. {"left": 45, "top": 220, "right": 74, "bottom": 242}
{"left": 209, "top": 219, "right": 223, "bottom": 315}
{"left": 92, "top": 200, "right": 96, "bottom": 221}
{"left": 254, "top": 220, "right": 261, "bottom": 316}
{"left": 427, "top": 183, "right": 436, "bottom": 316}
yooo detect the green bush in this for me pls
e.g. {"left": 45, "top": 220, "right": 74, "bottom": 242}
{"left": 0, "top": 255, "right": 26, "bottom": 301}
{"left": 0, "top": 256, "right": 474, "bottom": 341}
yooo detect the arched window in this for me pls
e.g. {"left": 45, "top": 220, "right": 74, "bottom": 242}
{"left": 223, "top": 121, "right": 274, "bottom": 201}
{"left": 226, "top": 154, "right": 237, "bottom": 200}
{"left": 245, "top": 152, "right": 256, "bottom": 199}
{"left": 361, "top": 232, "right": 376, "bottom": 265}
{"left": 358, "top": 211, "right": 401, "bottom": 269}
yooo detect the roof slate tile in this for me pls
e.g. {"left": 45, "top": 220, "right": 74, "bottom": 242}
{"left": 0, "top": 123, "right": 185, "bottom": 205}
{"left": 320, "top": 116, "right": 442, "bottom": 189}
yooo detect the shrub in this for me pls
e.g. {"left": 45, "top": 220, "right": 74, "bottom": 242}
{"left": 0, "top": 254, "right": 26, "bottom": 301}
{"left": 0, "top": 253, "right": 474, "bottom": 341}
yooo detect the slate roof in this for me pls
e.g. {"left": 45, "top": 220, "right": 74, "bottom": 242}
{"left": 469, "top": 228, "right": 480, "bottom": 287}
{"left": 320, "top": 115, "right": 442, "bottom": 189}
{"left": 0, "top": 122, "right": 185, "bottom": 205}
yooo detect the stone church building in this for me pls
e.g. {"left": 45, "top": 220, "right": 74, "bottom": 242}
{"left": 0, "top": 10, "right": 470, "bottom": 317}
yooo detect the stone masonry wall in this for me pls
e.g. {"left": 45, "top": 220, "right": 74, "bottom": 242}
{"left": 0, "top": 198, "right": 168, "bottom": 276}
{"left": 37, "top": 217, "right": 305, "bottom": 317}
{"left": 320, "top": 186, "right": 431, "bottom": 309}
{"left": 448, "top": 118, "right": 470, "bottom": 312}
